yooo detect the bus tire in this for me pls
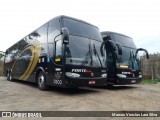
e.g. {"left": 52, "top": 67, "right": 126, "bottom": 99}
{"left": 7, "top": 71, "right": 14, "bottom": 82}
{"left": 37, "top": 71, "right": 48, "bottom": 91}
{"left": 6, "top": 71, "right": 10, "bottom": 81}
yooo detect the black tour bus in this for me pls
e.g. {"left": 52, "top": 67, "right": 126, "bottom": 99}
{"left": 3, "top": 15, "right": 107, "bottom": 90}
{"left": 101, "top": 31, "right": 149, "bottom": 86}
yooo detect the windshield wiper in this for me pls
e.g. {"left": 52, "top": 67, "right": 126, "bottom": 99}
{"left": 82, "top": 43, "right": 92, "bottom": 66}
{"left": 93, "top": 43, "right": 103, "bottom": 68}
{"left": 128, "top": 50, "right": 137, "bottom": 70}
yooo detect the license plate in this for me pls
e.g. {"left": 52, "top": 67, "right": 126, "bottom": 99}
{"left": 131, "top": 80, "right": 136, "bottom": 83}
{"left": 89, "top": 80, "right": 96, "bottom": 85}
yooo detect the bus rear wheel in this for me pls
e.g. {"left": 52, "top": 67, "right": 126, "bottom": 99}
{"left": 37, "top": 72, "right": 48, "bottom": 91}
{"left": 7, "top": 71, "right": 13, "bottom": 81}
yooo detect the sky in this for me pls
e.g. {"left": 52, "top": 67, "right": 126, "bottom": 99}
{"left": 0, "top": 0, "right": 160, "bottom": 54}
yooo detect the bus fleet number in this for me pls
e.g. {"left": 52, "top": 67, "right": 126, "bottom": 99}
{"left": 53, "top": 79, "right": 62, "bottom": 85}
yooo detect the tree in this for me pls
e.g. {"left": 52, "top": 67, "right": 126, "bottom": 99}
{"left": 0, "top": 51, "right": 5, "bottom": 62}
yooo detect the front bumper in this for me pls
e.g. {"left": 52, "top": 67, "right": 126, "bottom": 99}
{"left": 65, "top": 77, "right": 107, "bottom": 87}
{"left": 115, "top": 77, "right": 142, "bottom": 85}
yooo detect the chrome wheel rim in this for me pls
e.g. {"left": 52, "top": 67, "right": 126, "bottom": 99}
{"left": 9, "top": 73, "right": 12, "bottom": 80}
{"left": 7, "top": 72, "right": 10, "bottom": 79}
{"left": 39, "top": 75, "right": 45, "bottom": 87}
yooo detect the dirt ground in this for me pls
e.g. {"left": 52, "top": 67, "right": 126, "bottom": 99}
{"left": 0, "top": 76, "right": 160, "bottom": 120}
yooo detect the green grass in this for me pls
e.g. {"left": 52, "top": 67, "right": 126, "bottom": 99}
{"left": 141, "top": 79, "right": 158, "bottom": 84}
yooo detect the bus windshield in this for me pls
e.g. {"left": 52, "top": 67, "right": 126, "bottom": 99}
{"left": 109, "top": 33, "right": 140, "bottom": 70}
{"left": 62, "top": 17, "right": 102, "bottom": 41}
{"left": 117, "top": 47, "right": 141, "bottom": 70}
{"left": 65, "top": 35, "right": 106, "bottom": 68}
{"left": 110, "top": 33, "right": 136, "bottom": 48}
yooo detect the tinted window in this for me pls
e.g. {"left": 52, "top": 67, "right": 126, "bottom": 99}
{"left": 48, "top": 18, "right": 61, "bottom": 43}
{"left": 62, "top": 18, "right": 102, "bottom": 41}
{"left": 36, "top": 23, "right": 48, "bottom": 43}
{"left": 92, "top": 40, "right": 106, "bottom": 67}
{"left": 14, "top": 49, "right": 32, "bottom": 75}
{"left": 19, "top": 39, "right": 28, "bottom": 50}
{"left": 40, "top": 43, "right": 48, "bottom": 56}
{"left": 20, "top": 49, "right": 32, "bottom": 60}
{"left": 65, "top": 35, "right": 106, "bottom": 67}
{"left": 48, "top": 43, "right": 54, "bottom": 57}
{"left": 65, "top": 35, "right": 91, "bottom": 66}
{"left": 110, "top": 33, "right": 136, "bottom": 48}
{"left": 119, "top": 47, "right": 140, "bottom": 70}
{"left": 5, "top": 41, "right": 24, "bottom": 62}
{"left": 5, "top": 51, "right": 11, "bottom": 63}
{"left": 21, "top": 49, "right": 32, "bottom": 72}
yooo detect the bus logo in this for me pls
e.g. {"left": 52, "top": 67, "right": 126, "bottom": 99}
{"left": 72, "top": 69, "right": 91, "bottom": 73}
{"left": 91, "top": 73, "right": 94, "bottom": 77}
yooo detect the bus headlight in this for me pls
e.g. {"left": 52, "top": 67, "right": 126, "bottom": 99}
{"left": 66, "top": 72, "right": 80, "bottom": 78}
{"left": 101, "top": 73, "right": 107, "bottom": 78}
{"left": 117, "top": 74, "right": 127, "bottom": 78}
{"left": 139, "top": 75, "right": 142, "bottom": 78}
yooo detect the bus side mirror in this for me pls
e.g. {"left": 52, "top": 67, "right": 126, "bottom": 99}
{"left": 61, "top": 27, "right": 69, "bottom": 44}
{"left": 100, "top": 42, "right": 105, "bottom": 56}
{"left": 116, "top": 43, "right": 122, "bottom": 55}
{"left": 108, "top": 40, "right": 117, "bottom": 51}
{"left": 135, "top": 48, "right": 149, "bottom": 59}
{"left": 100, "top": 40, "right": 117, "bottom": 56}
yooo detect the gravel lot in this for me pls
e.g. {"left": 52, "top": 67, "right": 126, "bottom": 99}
{"left": 0, "top": 76, "right": 160, "bottom": 120}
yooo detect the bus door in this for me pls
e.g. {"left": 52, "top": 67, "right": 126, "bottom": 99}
{"left": 50, "top": 28, "right": 69, "bottom": 87}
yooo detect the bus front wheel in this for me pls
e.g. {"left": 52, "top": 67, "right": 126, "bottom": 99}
{"left": 37, "top": 72, "right": 48, "bottom": 91}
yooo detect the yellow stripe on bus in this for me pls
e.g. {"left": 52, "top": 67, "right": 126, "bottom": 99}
{"left": 11, "top": 40, "right": 41, "bottom": 81}
{"left": 22, "top": 44, "right": 41, "bottom": 80}
{"left": 19, "top": 46, "right": 35, "bottom": 80}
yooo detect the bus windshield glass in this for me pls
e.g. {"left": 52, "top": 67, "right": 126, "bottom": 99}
{"left": 109, "top": 33, "right": 140, "bottom": 70}
{"left": 62, "top": 17, "right": 102, "bottom": 40}
{"left": 117, "top": 47, "right": 141, "bottom": 70}
{"left": 110, "top": 33, "right": 136, "bottom": 48}
{"left": 65, "top": 35, "right": 106, "bottom": 68}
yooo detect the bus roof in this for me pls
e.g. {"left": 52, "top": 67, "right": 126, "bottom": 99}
{"left": 101, "top": 31, "right": 137, "bottom": 49}
{"left": 56, "top": 15, "right": 99, "bottom": 29}
{"left": 6, "top": 15, "right": 99, "bottom": 51}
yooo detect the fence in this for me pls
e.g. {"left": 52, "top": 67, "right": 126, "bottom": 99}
{"left": 141, "top": 53, "right": 160, "bottom": 80}
{"left": 0, "top": 62, "right": 3, "bottom": 76}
